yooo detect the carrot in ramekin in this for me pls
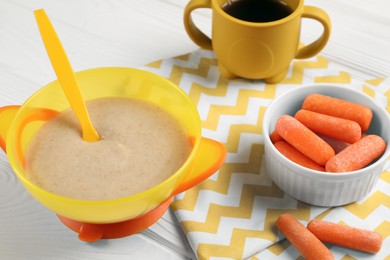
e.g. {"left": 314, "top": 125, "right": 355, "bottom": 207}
{"left": 302, "top": 93, "right": 373, "bottom": 132}
{"left": 274, "top": 141, "right": 325, "bottom": 171}
{"left": 275, "top": 214, "right": 334, "bottom": 260}
{"left": 275, "top": 115, "right": 335, "bottom": 166}
{"left": 270, "top": 130, "right": 283, "bottom": 143}
{"left": 295, "top": 109, "right": 361, "bottom": 143}
{"left": 325, "top": 134, "right": 386, "bottom": 172}
{"left": 307, "top": 219, "right": 383, "bottom": 254}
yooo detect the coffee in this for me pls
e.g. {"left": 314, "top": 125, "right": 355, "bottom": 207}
{"left": 222, "top": 0, "right": 293, "bottom": 23}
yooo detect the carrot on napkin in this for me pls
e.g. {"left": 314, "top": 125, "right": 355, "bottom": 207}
{"left": 307, "top": 219, "right": 383, "bottom": 254}
{"left": 275, "top": 214, "right": 334, "bottom": 260}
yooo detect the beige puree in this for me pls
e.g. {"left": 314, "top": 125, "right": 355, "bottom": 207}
{"left": 25, "top": 97, "right": 192, "bottom": 200}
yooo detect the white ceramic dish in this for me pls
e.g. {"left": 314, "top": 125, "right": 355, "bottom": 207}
{"left": 262, "top": 84, "right": 390, "bottom": 207}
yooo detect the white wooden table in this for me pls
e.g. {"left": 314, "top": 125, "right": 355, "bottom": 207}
{"left": 0, "top": 0, "right": 389, "bottom": 259}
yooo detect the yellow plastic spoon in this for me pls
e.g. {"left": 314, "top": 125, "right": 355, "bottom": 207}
{"left": 34, "top": 9, "right": 100, "bottom": 142}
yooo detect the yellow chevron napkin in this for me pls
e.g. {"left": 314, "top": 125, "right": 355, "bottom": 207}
{"left": 143, "top": 49, "right": 390, "bottom": 260}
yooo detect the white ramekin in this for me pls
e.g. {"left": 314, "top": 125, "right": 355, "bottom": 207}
{"left": 262, "top": 84, "right": 390, "bottom": 207}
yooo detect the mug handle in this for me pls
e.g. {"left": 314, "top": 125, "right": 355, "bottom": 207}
{"left": 172, "top": 137, "right": 226, "bottom": 196}
{"left": 183, "top": 0, "right": 213, "bottom": 50}
{"left": 295, "top": 6, "right": 331, "bottom": 59}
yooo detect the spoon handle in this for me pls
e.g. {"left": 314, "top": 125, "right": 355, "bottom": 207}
{"left": 34, "top": 9, "right": 100, "bottom": 142}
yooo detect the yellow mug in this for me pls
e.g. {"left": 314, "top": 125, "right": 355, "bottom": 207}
{"left": 184, "top": 0, "right": 331, "bottom": 83}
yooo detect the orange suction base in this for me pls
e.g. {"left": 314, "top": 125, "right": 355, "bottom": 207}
{"left": 57, "top": 196, "right": 173, "bottom": 242}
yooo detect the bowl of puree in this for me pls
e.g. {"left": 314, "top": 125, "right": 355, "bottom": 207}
{"left": 0, "top": 67, "right": 226, "bottom": 239}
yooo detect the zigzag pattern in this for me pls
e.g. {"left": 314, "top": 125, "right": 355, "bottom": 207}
{"left": 280, "top": 56, "right": 329, "bottom": 84}
{"left": 172, "top": 144, "right": 267, "bottom": 210}
{"left": 344, "top": 191, "right": 390, "bottom": 219}
{"left": 314, "top": 71, "right": 351, "bottom": 83}
{"left": 382, "top": 171, "right": 390, "bottom": 183}
{"left": 145, "top": 51, "right": 390, "bottom": 259}
{"left": 168, "top": 52, "right": 328, "bottom": 259}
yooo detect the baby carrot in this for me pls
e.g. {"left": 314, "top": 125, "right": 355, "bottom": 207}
{"left": 295, "top": 109, "right": 361, "bottom": 143}
{"left": 275, "top": 115, "right": 335, "bottom": 166}
{"left": 325, "top": 134, "right": 386, "bottom": 172}
{"left": 275, "top": 214, "right": 334, "bottom": 260}
{"left": 307, "top": 219, "right": 383, "bottom": 254}
{"left": 274, "top": 141, "right": 325, "bottom": 171}
{"left": 302, "top": 94, "right": 373, "bottom": 132}
{"left": 270, "top": 130, "right": 283, "bottom": 143}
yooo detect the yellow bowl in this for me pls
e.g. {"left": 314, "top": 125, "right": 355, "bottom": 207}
{"left": 0, "top": 67, "right": 226, "bottom": 224}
